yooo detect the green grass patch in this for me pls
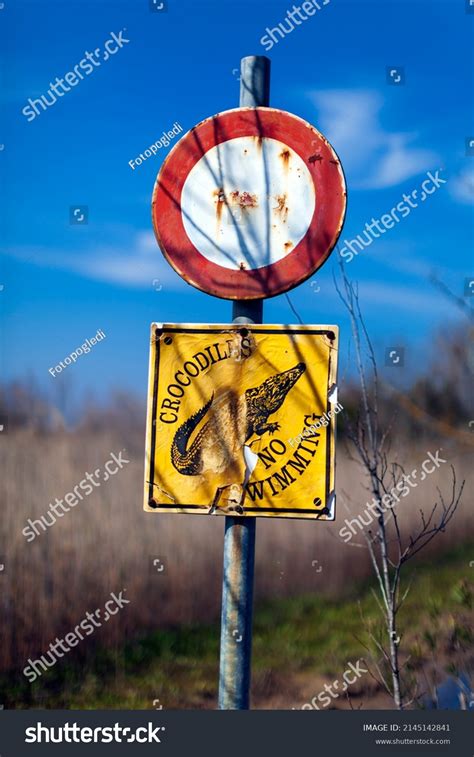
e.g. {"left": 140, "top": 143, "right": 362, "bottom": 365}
{"left": 2, "top": 543, "right": 473, "bottom": 709}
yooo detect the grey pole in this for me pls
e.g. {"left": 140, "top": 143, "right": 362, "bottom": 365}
{"left": 218, "top": 55, "right": 270, "bottom": 710}
{"left": 231, "top": 54, "right": 270, "bottom": 325}
{"left": 239, "top": 54, "right": 271, "bottom": 109}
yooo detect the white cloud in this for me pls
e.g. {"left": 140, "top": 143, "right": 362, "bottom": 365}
{"left": 309, "top": 90, "right": 438, "bottom": 190}
{"left": 2, "top": 230, "right": 188, "bottom": 290}
{"left": 449, "top": 168, "right": 474, "bottom": 205}
{"left": 354, "top": 280, "right": 454, "bottom": 315}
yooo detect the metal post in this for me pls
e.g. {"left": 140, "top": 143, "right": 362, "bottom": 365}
{"left": 218, "top": 516, "right": 256, "bottom": 709}
{"left": 239, "top": 55, "right": 271, "bottom": 109}
{"left": 218, "top": 55, "right": 270, "bottom": 710}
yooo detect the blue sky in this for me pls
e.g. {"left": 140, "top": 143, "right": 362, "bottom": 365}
{"left": 1, "top": 0, "right": 473, "bottom": 407}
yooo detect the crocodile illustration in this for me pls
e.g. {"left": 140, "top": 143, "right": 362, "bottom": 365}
{"left": 171, "top": 362, "right": 306, "bottom": 475}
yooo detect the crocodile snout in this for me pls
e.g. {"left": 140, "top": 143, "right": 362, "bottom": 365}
{"left": 287, "top": 362, "right": 306, "bottom": 382}
{"left": 276, "top": 362, "right": 306, "bottom": 392}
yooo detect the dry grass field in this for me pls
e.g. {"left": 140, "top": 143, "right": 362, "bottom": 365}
{"left": 1, "top": 421, "right": 472, "bottom": 680}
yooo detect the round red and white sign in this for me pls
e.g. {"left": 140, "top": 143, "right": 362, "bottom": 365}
{"left": 152, "top": 107, "right": 346, "bottom": 300}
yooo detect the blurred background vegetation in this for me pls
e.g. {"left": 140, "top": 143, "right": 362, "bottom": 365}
{"left": 0, "top": 319, "right": 472, "bottom": 709}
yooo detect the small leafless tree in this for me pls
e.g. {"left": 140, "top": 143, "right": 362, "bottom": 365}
{"left": 335, "top": 259, "right": 465, "bottom": 709}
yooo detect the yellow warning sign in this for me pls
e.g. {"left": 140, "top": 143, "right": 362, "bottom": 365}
{"left": 144, "top": 324, "right": 339, "bottom": 520}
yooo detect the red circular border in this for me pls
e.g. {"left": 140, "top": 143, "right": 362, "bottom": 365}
{"left": 152, "top": 107, "right": 346, "bottom": 300}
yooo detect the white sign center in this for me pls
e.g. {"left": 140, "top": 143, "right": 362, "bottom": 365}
{"left": 181, "top": 137, "right": 316, "bottom": 271}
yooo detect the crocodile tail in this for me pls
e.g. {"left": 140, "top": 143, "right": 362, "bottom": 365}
{"left": 170, "top": 394, "right": 214, "bottom": 475}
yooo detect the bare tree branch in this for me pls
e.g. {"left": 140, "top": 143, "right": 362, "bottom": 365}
{"left": 335, "top": 254, "right": 465, "bottom": 709}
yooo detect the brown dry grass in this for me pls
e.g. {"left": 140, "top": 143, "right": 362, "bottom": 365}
{"left": 0, "top": 427, "right": 472, "bottom": 673}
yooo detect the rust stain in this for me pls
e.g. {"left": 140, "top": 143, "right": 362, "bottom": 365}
{"left": 213, "top": 188, "right": 226, "bottom": 224}
{"left": 274, "top": 194, "right": 289, "bottom": 223}
{"left": 229, "top": 190, "right": 258, "bottom": 209}
{"left": 309, "top": 153, "right": 323, "bottom": 164}
{"left": 214, "top": 188, "right": 258, "bottom": 229}
{"left": 329, "top": 159, "right": 339, "bottom": 165}
{"left": 276, "top": 194, "right": 286, "bottom": 212}
{"left": 239, "top": 261, "right": 246, "bottom": 270}
{"left": 284, "top": 241, "right": 293, "bottom": 251}
{"left": 279, "top": 148, "right": 291, "bottom": 169}
{"left": 252, "top": 135, "right": 263, "bottom": 149}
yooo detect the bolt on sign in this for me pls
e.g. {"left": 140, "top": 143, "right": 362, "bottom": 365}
{"left": 144, "top": 323, "right": 339, "bottom": 519}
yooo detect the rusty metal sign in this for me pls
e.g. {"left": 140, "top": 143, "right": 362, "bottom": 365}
{"left": 151, "top": 107, "right": 346, "bottom": 300}
{"left": 144, "top": 323, "right": 339, "bottom": 519}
